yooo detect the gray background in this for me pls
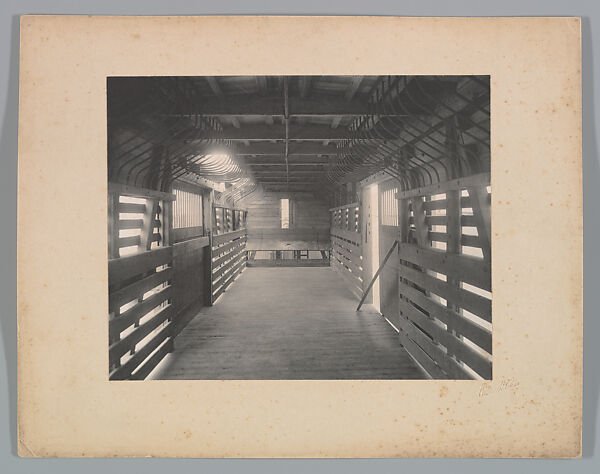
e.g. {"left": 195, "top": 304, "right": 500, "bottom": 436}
{"left": 0, "top": 0, "right": 597, "bottom": 471}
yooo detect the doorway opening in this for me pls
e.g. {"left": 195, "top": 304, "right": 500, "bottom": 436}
{"left": 369, "top": 183, "right": 380, "bottom": 313}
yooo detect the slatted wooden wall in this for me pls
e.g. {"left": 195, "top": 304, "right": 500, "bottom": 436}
{"left": 213, "top": 205, "right": 247, "bottom": 235}
{"left": 172, "top": 185, "right": 205, "bottom": 243}
{"left": 210, "top": 228, "right": 248, "bottom": 304}
{"left": 395, "top": 173, "right": 492, "bottom": 380}
{"left": 330, "top": 203, "right": 363, "bottom": 299}
{"left": 108, "top": 184, "right": 169, "bottom": 258}
{"left": 107, "top": 184, "right": 176, "bottom": 380}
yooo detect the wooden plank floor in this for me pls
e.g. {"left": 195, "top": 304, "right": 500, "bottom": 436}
{"left": 152, "top": 267, "right": 426, "bottom": 379}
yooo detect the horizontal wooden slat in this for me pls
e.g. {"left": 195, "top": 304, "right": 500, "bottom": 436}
{"left": 130, "top": 336, "right": 174, "bottom": 380}
{"left": 109, "top": 267, "right": 173, "bottom": 312}
{"left": 109, "top": 325, "right": 172, "bottom": 380}
{"left": 119, "top": 219, "right": 143, "bottom": 229}
{"left": 423, "top": 197, "right": 474, "bottom": 211}
{"left": 212, "top": 229, "right": 247, "bottom": 246}
{"left": 212, "top": 244, "right": 245, "bottom": 269}
{"left": 398, "top": 262, "right": 491, "bottom": 321}
{"left": 461, "top": 234, "right": 482, "bottom": 248}
{"left": 212, "top": 236, "right": 247, "bottom": 258}
{"left": 110, "top": 285, "right": 173, "bottom": 337}
{"left": 108, "top": 182, "right": 175, "bottom": 201}
{"left": 172, "top": 227, "right": 206, "bottom": 243}
{"left": 109, "top": 247, "right": 173, "bottom": 289}
{"left": 332, "top": 262, "right": 363, "bottom": 299}
{"left": 330, "top": 228, "right": 362, "bottom": 246}
{"left": 396, "top": 173, "right": 490, "bottom": 200}
{"left": 224, "top": 259, "right": 246, "bottom": 290}
{"left": 400, "top": 294, "right": 492, "bottom": 379}
{"left": 397, "top": 327, "right": 445, "bottom": 379}
{"left": 332, "top": 239, "right": 362, "bottom": 264}
{"left": 333, "top": 251, "right": 362, "bottom": 275}
{"left": 332, "top": 255, "right": 362, "bottom": 281}
{"left": 398, "top": 292, "right": 492, "bottom": 378}
{"left": 461, "top": 193, "right": 491, "bottom": 209}
{"left": 212, "top": 238, "right": 247, "bottom": 265}
{"left": 212, "top": 259, "right": 246, "bottom": 302}
{"left": 118, "top": 235, "right": 141, "bottom": 248}
{"left": 334, "top": 258, "right": 363, "bottom": 283}
{"left": 329, "top": 202, "right": 360, "bottom": 212}
{"left": 109, "top": 304, "right": 173, "bottom": 366}
{"left": 118, "top": 202, "right": 146, "bottom": 214}
{"left": 213, "top": 259, "right": 243, "bottom": 292}
{"left": 213, "top": 251, "right": 246, "bottom": 282}
{"left": 461, "top": 215, "right": 477, "bottom": 227}
{"left": 331, "top": 235, "right": 361, "bottom": 252}
{"left": 118, "top": 219, "right": 159, "bottom": 230}
{"left": 426, "top": 215, "right": 447, "bottom": 225}
{"left": 429, "top": 232, "right": 447, "bottom": 242}
{"left": 398, "top": 244, "right": 490, "bottom": 291}
{"left": 398, "top": 280, "right": 492, "bottom": 354}
{"left": 395, "top": 310, "right": 472, "bottom": 380}
{"left": 422, "top": 200, "right": 447, "bottom": 211}
{"left": 406, "top": 232, "right": 482, "bottom": 248}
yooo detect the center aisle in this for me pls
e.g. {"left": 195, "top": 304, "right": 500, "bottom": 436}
{"left": 153, "top": 267, "right": 426, "bottom": 379}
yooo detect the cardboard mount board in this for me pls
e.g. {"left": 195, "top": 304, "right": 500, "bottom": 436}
{"left": 17, "top": 15, "right": 582, "bottom": 457}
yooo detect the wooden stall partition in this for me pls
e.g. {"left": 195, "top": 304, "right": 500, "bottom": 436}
{"left": 210, "top": 228, "right": 248, "bottom": 304}
{"left": 108, "top": 183, "right": 172, "bottom": 258}
{"left": 213, "top": 204, "right": 248, "bottom": 236}
{"left": 107, "top": 184, "right": 176, "bottom": 380}
{"left": 330, "top": 202, "right": 363, "bottom": 300}
{"left": 171, "top": 235, "right": 211, "bottom": 336}
{"left": 395, "top": 173, "right": 492, "bottom": 380}
{"left": 108, "top": 246, "right": 174, "bottom": 380}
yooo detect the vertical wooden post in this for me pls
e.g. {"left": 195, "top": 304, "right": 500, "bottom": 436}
{"left": 108, "top": 191, "right": 120, "bottom": 260}
{"left": 205, "top": 231, "right": 214, "bottom": 306}
{"left": 397, "top": 194, "right": 410, "bottom": 346}
{"left": 411, "top": 197, "right": 430, "bottom": 248}
{"left": 107, "top": 190, "right": 121, "bottom": 371}
{"left": 162, "top": 198, "right": 173, "bottom": 247}
{"left": 398, "top": 196, "right": 410, "bottom": 245}
{"left": 468, "top": 186, "right": 491, "bottom": 263}
{"left": 139, "top": 198, "right": 159, "bottom": 251}
{"left": 446, "top": 189, "right": 462, "bottom": 357}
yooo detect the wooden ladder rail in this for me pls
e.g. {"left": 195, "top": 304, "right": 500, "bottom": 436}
{"left": 356, "top": 240, "right": 399, "bottom": 311}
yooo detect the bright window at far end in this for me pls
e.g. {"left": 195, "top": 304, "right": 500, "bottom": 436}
{"left": 280, "top": 198, "right": 290, "bottom": 229}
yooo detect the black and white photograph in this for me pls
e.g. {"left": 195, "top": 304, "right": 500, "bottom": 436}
{"left": 107, "top": 75, "right": 491, "bottom": 381}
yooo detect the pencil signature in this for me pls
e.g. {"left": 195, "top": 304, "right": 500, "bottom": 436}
{"left": 478, "top": 377, "right": 520, "bottom": 397}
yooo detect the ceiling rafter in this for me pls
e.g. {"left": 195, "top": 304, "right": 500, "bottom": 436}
{"left": 330, "top": 76, "right": 364, "bottom": 134}
{"left": 205, "top": 77, "right": 247, "bottom": 145}
{"left": 163, "top": 95, "right": 380, "bottom": 117}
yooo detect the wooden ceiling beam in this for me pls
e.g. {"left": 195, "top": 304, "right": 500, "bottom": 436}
{"left": 205, "top": 77, "right": 241, "bottom": 130}
{"left": 345, "top": 76, "right": 364, "bottom": 101}
{"left": 246, "top": 163, "right": 327, "bottom": 167}
{"left": 217, "top": 124, "right": 349, "bottom": 140}
{"left": 235, "top": 142, "right": 339, "bottom": 155}
{"left": 330, "top": 76, "right": 364, "bottom": 131}
{"left": 299, "top": 76, "right": 312, "bottom": 99}
{"left": 256, "top": 76, "right": 268, "bottom": 94}
{"left": 163, "top": 95, "right": 384, "bottom": 116}
{"left": 251, "top": 170, "right": 326, "bottom": 174}
{"left": 182, "top": 123, "right": 405, "bottom": 141}
{"left": 257, "top": 179, "right": 324, "bottom": 184}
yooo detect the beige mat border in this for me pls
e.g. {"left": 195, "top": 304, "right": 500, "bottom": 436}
{"left": 17, "top": 15, "right": 582, "bottom": 458}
